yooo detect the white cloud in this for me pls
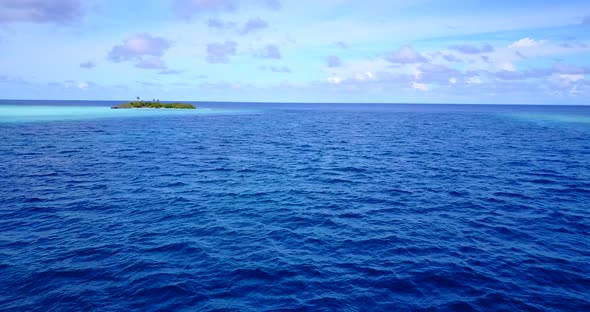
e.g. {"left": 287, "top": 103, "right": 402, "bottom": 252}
{"left": 206, "top": 40, "right": 237, "bottom": 63}
{"left": 0, "top": 0, "right": 83, "bottom": 24}
{"left": 326, "top": 55, "right": 342, "bottom": 68}
{"left": 412, "top": 81, "right": 429, "bottom": 91}
{"left": 355, "top": 71, "right": 374, "bottom": 81}
{"left": 135, "top": 57, "right": 167, "bottom": 70}
{"left": 501, "top": 62, "right": 516, "bottom": 72}
{"left": 108, "top": 33, "right": 171, "bottom": 62}
{"left": 258, "top": 44, "right": 281, "bottom": 59}
{"left": 386, "top": 46, "right": 427, "bottom": 64}
{"left": 79, "top": 61, "right": 96, "bottom": 69}
{"left": 328, "top": 76, "right": 343, "bottom": 84}
{"left": 449, "top": 43, "right": 494, "bottom": 54}
{"left": 449, "top": 77, "right": 457, "bottom": 84}
{"left": 466, "top": 76, "right": 482, "bottom": 84}
{"left": 509, "top": 38, "right": 542, "bottom": 49}
{"left": 240, "top": 17, "right": 269, "bottom": 35}
{"left": 411, "top": 67, "right": 422, "bottom": 79}
{"left": 553, "top": 63, "right": 590, "bottom": 75}
{"left": 559, "top": 74, "right": 584, "bottom": 82}
{"left": 78, "top": 82, "right": 89, "bottom": 90}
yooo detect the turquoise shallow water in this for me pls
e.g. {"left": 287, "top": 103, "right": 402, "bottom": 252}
{"left": 0, "top": 105, "right": 251, "bottom": 123}
{"left": 507, "top": 112, "right": 590, "bottom": 125}
{"left": 1, "top": 101, "right": 589, "bottom": 311}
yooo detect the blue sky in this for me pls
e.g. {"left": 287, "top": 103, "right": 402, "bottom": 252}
{"left": 1, "top": 0, "right": 590, "bottom": 104}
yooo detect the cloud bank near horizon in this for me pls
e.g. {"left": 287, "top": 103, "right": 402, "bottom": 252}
{"left": 1, "top": 0, "right": 590, "bottom": 104}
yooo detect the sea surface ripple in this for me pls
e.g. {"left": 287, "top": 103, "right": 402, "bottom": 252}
{"left": 1, "top": 103, "right": 589, "bottom": 311}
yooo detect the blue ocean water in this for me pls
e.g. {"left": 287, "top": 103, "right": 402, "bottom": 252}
{"left": 0, "top": 101, "right": 589, "bottom": 311}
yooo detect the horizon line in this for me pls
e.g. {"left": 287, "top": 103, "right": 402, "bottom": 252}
{"left": 0, "top": 99, "right": 589, "bottom": 106}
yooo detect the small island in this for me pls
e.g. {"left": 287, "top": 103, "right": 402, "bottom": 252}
{"left": 111, "top": 98, "right": 196, "bottom": 109}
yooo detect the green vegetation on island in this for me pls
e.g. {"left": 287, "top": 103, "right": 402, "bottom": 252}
{"left": 111, "top": 97, "right": 196, "bottom": 109}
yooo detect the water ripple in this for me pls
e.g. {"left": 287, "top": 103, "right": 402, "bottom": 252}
{"left": 1, "top": 107, "right": 590, "bottom": 311}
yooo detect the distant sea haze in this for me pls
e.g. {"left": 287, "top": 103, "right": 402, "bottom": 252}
{"left": 0, "top": 101, "right": 589, "bottom": 311}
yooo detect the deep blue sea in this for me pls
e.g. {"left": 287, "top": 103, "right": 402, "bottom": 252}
{"left": 1, "top": 100, "right": 589, "bottom": 311}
